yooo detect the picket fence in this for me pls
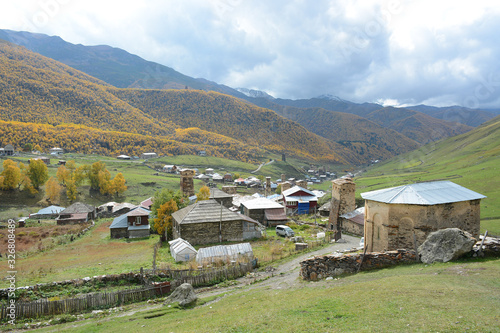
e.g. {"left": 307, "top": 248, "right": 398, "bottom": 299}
{"left": 0, "top": 263, "right": 252, "bottom": 320}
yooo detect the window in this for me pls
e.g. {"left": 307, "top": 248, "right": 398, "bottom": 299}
{"left": 135, "top": 216, "right": 141, "bottom": 226}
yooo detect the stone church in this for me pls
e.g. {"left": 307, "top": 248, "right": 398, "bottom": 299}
{"left": 361, "top": 181, "right": 486, "bottom": 252}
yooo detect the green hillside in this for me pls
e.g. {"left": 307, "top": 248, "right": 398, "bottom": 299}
{"left": 355, "top": 115, "right": 500, "bottom": 234}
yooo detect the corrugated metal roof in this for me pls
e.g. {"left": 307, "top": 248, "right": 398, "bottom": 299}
{"left": 127, "top": 207, "right": 150, "bottom": 217}
{"left": 361, "top": 181, "right": 486, "bottom": 205}
{"left": 282, "top": 186, "right": 316, "bottom": 197}
{"left": 285, "top": 196, "right": 317, "bottom": 202}
{"left": 172, "top": 199, "right": 242, "bottom": 224}
{"left": 35, "top": 205, "right": 65, "bottom": 215}
{"left": 196, "top": 243, "right": 253, "bottom": 263}
{"left": 241, "top": 198, "right": 284, "bottom": 210}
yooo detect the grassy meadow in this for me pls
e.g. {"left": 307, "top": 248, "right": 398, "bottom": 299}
{"left": 31, "top": 257, "right": 500, "bottom": 333}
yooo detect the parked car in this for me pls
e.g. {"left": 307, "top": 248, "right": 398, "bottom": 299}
{"left": 276, "top": 225, "right": 295, "bottom": 237}
{"left": 359, "top": 237, "right": 365, "bottom": 248}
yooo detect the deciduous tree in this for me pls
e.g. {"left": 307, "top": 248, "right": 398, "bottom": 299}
{"left": 196, "top": 185, "right": 210, "bottom": 202}
{"left": 153, "top": 199, "right": 178, "bottom": 242}
{"left": 111, "top": 172, "right": 127, "bottom": 196}
{"left": 0, "top": 159, "right": 21, "bottom": 190}
{"left": 45, "top": 177, "right": 61, "bottom": 203}
{"left": 28, "top": 159, "right": 49, "bottom": 189}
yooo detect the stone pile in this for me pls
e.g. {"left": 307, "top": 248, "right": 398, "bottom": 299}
{"left": 300, "top": 249, "right": 417, "bottom": 281}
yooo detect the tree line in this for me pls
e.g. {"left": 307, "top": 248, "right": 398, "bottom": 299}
{"left": 0, "top": 159, "right": 127, "bottom": 203}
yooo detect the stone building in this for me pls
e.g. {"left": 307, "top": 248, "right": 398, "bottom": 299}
{"left": 172, "top": 200, "right": 262, "bottom": 245}
{"left": 361, "top": 181, "right": 485, "bottom": 252}
{"left": 328, "top": 178, "right": 356, "bottom": 240}
{"left": 180, "top": 169, "right": 195, "bottom": 197}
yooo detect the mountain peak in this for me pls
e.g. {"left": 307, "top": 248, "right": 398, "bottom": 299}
{"left": 236, "top": 88, "right": 274, "bottom": 99}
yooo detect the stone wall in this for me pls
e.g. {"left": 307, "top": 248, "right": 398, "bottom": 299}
{"left": 300, "top": 249, "right": 417, "bottom": 281}
{"left": 222, "top": 186, "right": 237, "bottom": 195}
{"left": 178, "top": 220, "right": 244, "bottom": 245}
{"left": 342, "top": 218, "right": 364, "bottom": 236}
{"left": 364, "top": 199, "right": 481, "bottom": 252}
{"left": 110, "top": 228, "right": 128, "bottom": 239}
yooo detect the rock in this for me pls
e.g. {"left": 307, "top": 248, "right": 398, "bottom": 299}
{"left": 164, "top": 283, "right": 197, "bottom": 307}
{"left": 418, "top": 228, "right": 476, "bottom": 264}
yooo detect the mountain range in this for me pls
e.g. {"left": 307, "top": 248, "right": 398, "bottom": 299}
{"left": 0, "top": 29, "right": 496, "bottom": 165}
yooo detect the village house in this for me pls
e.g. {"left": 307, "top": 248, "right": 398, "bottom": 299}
{"left": 141, "top": 152, "right": 158, "bottom": 159}
{"left": 2, "top": 144, "right": 14, "bottom": 156}
{"left": 29, "top": 157, "right": 50, "bottom": 165}
{"left": 30, "top": 205, "right": 65, "bottom": 220}
{"left": 223, "top": 173, "right": 233, "bottom": 183}
{"left": 56, "top": 202, "right": 96, "bottom": 225}
{"left": 49, "top": 147, "right": 64, "bottom": 155}
{"left": 240, "top": 197, "right": 288, "bottom": 226}
{"left": 162, "top": 165, "right": 177, "bottom": 173}
{"left": 361, "top": 181, "right": 486, "bottom": 252}
{"left": 282, "top": 186, "right": 318, "bottom": 214}
{"left": 117, "top": 155, "right": 131, "bottom": 160}
{"left": 109, "top": 207, "right": 151, "bottom": 238}
{"left": 171, "top": 199, "right": 262, "bottom": 245}
{"left": 98, "top": 202, "right": 136, "bottom": 218}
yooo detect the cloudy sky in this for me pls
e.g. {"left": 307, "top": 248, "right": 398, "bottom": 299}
{"left": 1, "top": 0, "right": 500, "bottom": 108}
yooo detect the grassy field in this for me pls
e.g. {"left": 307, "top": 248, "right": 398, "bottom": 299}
{"left": 0, "top": 218, "right": 158, "bottom": 288}
{"left": 29, "top": 257, "right": 500, "bottom": 333}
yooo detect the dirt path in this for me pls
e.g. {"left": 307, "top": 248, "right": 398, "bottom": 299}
{"left": 197, "top": 234, "right": 360, "bottom": 301}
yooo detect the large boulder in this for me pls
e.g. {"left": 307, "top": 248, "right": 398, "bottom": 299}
{"left": 418, "top": 228, "right": 476, "bottom": 264}
{"left": 164, "top": 283, "right": 197, "bottom": 307}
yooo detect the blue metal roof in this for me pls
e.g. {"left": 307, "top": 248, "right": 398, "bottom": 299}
{"left": 361, "top": 181, "right": 486, "bottom": 205}
{"left": 35, "top": 205, "right": 65, "bottom": 215}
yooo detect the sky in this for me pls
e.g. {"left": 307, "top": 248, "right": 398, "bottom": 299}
{"left": 1, "top": 0, "right": 500, "bottom": 108}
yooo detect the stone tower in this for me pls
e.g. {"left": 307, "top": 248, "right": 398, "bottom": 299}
{"left": 180, "top": 169, "right": 195, "bottom": 197}
{"left": 281, "top": 174, "right": 286, "bottom": 182}
{"left": 329, "top": 178, "right": 356, "bottom": 240}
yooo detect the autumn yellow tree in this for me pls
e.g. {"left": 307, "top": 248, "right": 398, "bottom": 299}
{"left": 18, "top": 162, "right": 36, "bottom": 194}
{"left": 0, "top": 159, "right": 21, "bottom": 190}
{"left": 97, "top": 169, "right": 112, "bottom": 195}
{"left": 56, "top": 165, "right": 70, "bottom": 185}
{"left": 111, "top": 172, "right": 127, "bottom": 196}
{"left": 153, "top": 199, "right": 178, "bottom": 242}
{"left": 45, "top": 177, "right": 62, "bottom": 203}
{"left": 196, "top": 185, "right": 210, "bottom": 202}
{"left": 28, "top": 159, "right": 49, "bottom": 189}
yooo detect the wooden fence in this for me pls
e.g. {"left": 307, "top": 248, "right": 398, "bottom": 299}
{"left": 0, "top": 284, "right": 170, "bottom": 320}
{"left": 0, "top": 263, "right": 252, "bottom": 320}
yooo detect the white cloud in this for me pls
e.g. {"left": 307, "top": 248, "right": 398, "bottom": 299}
{"left": 0, "top": 0, "right": 500, "bottom": 107}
